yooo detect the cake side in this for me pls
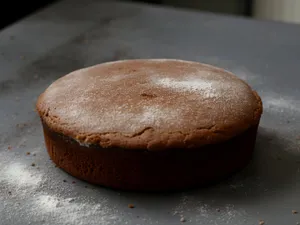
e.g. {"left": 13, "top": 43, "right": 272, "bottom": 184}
{"left": 42, "top": 122, "right": 259, "bottom": 191}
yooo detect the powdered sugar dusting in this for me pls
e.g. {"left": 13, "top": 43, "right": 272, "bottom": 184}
{"left": 172, "top": 194, "right": 248, "bottom": 224}
{"left": 263, "top": 95, "right": 300, "bottom": 113}
{"left": 77, "top": 104, "right": 181, "bottom": 134}
{"left": 154, "top": 77, "right": 219, "bottom": 98}
{"left": 0, "top": 148, "right": 118, "bottom": 225}
{"left": 148, "top": 59, "right": 195, "bottom": 63}
{"left": 33, "top": 194, "right": 117, "bottom": 225}
{"left": 102, "top": 74, "right": 125, "bottom": 82}
{"left": 134, "top": 105, "right": 180, "bottom": 127}
{"left": 231, "top": 67, "right": 260, "bottom": 83}
{"left": 39, "top": 59, "right": 259, "bottom": 146}
{"left": 0, "top": 162, "right": 42, "bottom": 188}
{"left": 103, "top": 58, "right": 195, "bottom": 64}
{"left": 203, "top": 57, "right": 261, "bottom": 84}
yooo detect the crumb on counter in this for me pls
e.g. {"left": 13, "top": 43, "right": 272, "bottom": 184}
{"left": 31, "top": 163, "right": 36, "bottom": 167}
{"left": 128, "top": 204, "right": 135, "bottom": 209}
{"left": 292, "top": 210, "right": 298, "bottom": 214}
{"left": 259, "top": 220, "right": 265, "bottom": 225}
{"left": 16, "top": 123, "right": 27, "bottom": 128}
{"left": 180, "top": 217, "right": 186, "bottom": 223}
{"left": 26, "top": 152, "right": 30, "bottom": 155}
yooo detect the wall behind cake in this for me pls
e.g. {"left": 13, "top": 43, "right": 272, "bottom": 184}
{"left": 132, "top": 0, "right": 300, "bottom": 24}
{"left": 1, "top": 0, "right": 300, "bottom": 30}
{"left": 162, "top": 0, "right": 251, "bottom": 16}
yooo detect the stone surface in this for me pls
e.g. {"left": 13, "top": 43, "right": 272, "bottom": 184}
{"left": 0, "top": 0, "right": 300, "bottom": 225}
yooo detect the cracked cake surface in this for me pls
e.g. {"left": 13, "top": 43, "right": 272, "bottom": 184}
{"left": 36, "top": 59, "right": 262, "bottom": 150}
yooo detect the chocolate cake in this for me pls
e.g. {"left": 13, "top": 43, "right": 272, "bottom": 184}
{"left": 36, "top": 59, "right": 263, "bottom": 191}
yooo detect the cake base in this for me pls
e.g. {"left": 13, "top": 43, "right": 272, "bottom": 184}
{"left": 42, "top": 122, "right": 259, "bottom": 191}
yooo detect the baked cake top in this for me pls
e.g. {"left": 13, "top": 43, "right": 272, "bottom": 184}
{"left": 36, "top": 59, "right": 262, "bottom": 150}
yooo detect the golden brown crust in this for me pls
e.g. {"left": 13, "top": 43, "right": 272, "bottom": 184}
{"left": 36, "top": 59, "right": 263, "bottom": 150}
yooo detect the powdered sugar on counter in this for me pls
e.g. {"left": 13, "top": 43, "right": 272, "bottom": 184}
{"left": 0, "top": 162, "right": 42, "bottom": 188}
{"left": 0, "top": 147, "right": 44, "bottom": 194}
{"left": 172, "top": 194, "right": 248, "bottom": 225}
{"left": 32, "top": 194, "right": 118, "bottom": 225}
{"left": 0, "top": 147, "right": 119, "bottom": 225}
{"left": 263, "top": 94, "right": 300, "bottom": 113}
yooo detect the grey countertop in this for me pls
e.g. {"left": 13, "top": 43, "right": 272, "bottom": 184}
{"left": 1, "top": 0, "right": 300, "bottom": 224}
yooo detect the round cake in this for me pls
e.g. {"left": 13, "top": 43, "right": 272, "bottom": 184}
{"left": 36, "top": 59, "right": 263, "bottom": 191}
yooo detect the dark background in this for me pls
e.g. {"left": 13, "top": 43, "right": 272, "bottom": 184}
{"left": 0, "top": 0, "right": 253, "bottom": 30}
{"left": 0, "top": 0, "right": 58, "bottom": 29}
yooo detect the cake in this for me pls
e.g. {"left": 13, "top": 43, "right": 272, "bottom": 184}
{"left": 36, "top": 59, "right": 263, "bottom": 191}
